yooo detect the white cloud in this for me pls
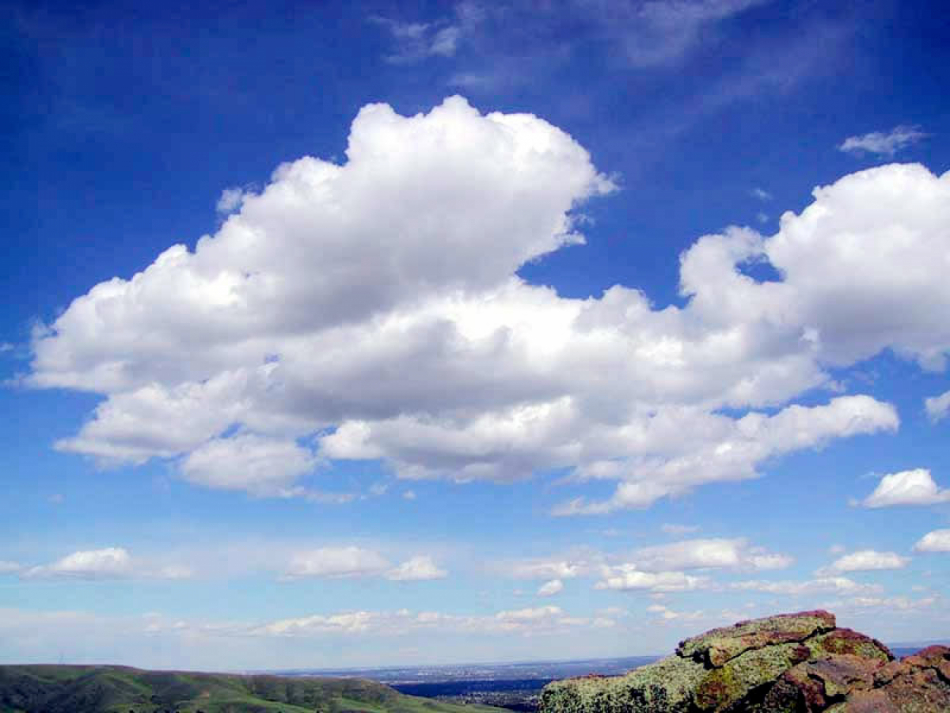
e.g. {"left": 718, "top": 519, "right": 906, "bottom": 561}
{"left": 402, "top": 490, "right": 417, "bottom": 500}
{"left": 624, "top": 538, "right": 793, "bottom": 572}
{"left": 661, "top": 523, "right": 699, "bottom": 535}
{"left": 282, "top": 548, "right": 445, "bottom": 582}
{"left": 860, "top": 468, "right": 950, "bottom": 508}
{"left": 913, "top": 529, "right": 950, "bottom": 553}
{"left": 216, "top": 187, "right": 248, "bottom": 214}
{"left": 837, "top": 596, "right": 938, "bottom": 612}
{"left": 25, "top": 94, "right": 950, "bottom": 511}
{"left": 817, "top": 549, "right": 909, "bottom": 575}
{"left": 537, "top": 579, "right": 564, "bottom": 596}
{"left": 925, "top": 390, "right": 950, "bottom": 422}
{"left": 370, "top": 12, "right": 471, "bottom": 64}
{"left": 180, "top": 433, "right": 319, "bottom": 497}
{"left": 0, "top": 605, "right": 619, "bottom": 669}
{"left": 20, "top": 547, "right": 189, "bottom": 581}
{"left": 251, "top": 611, "right": 377, "bottom": 636}
{"left": 0, "top": 342, "right": 13, "bottom": 353}
{"left": 586, "top": 0, "right": 770, "bottom": 67}
{"left": 24, "top": 548, "right": 131, "bottom": 579}
{"left": 682, "top": 163, "right": 950, "bottom": 370}
{"left": 839, "top": 126, "right": 927, "bottom": 156}
{"left": 732, "top": 577, "right": 882, "bottom": 596}
{"left": 595, "top": 566, "right": 708, "bottom": 592}
{"left": 511, "top": 559, "right": 586, "bottom": 580}
{"left": 386, "top": 555, "right": 447, "bottom": 581}
{"left": 283, "top": 547, "right": 391, "bottom": 580}
{"left": 751, "top": 187, "right": 772, "bottom": 201}
{"left": 554, "top": 397, "right": 898, "bottom": 514}
{"left": 646, "top": 603, "right": 705, "bottom": 622}
{"left": 0, "top": 561, "right": 21, "bottom": 574}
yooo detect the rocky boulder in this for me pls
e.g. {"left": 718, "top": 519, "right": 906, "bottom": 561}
{"left": 539, "top": 611, "right": 950, "bottom": 713}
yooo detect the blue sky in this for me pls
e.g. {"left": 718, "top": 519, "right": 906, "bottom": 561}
{"left": 2, "top": 0, "right": 950, "bottom": 670}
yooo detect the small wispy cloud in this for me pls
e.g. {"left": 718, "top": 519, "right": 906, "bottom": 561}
{"left": 751, "top": 187, "right": 772, "bottom": 201}
{"left": 660, "top": 523, "right": 699, "bottom": 535}
{"left": 216, "top": 187, "right": 249, "bottom": 214}
{"left": 925, "top": 390, "right": 950, "bottom": 422}
{"left": 370, "top": 15, "right": 465, "bottom": 64}
{"left": 537, "top": 579, "right": 564, "bottom": 596}
{"left": 20, "top": 547, "right": 193, "bottom": 581}
{"left": 838, "top": 125, "right": 927, "bottom": 156}
{"left": 591, "top": 0, "right": 770, "bottom": 68}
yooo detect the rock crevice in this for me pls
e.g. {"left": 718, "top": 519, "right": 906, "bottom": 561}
{"left": 539, "top": 610, "right": 950, "bottom": 712}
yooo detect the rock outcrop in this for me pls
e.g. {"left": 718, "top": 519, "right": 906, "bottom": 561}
{"left": 539, "top": 611, "right": 950, "bottom": 712}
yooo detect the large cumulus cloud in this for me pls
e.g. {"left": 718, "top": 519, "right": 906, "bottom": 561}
{"left": 27, "top": 97, "right": 950, "bottom": 509}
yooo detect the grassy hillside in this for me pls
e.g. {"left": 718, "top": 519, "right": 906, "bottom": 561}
{"left": 0, "top": 665, "right": 506, "bottom": 713}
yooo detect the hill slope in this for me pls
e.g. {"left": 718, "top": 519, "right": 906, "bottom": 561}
{"left": 0, "top": 665, "right": 506, "bottom": 713}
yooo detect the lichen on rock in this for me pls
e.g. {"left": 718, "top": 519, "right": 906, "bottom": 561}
{"left": 538, "top": 610, "right": 950, "bottom": 713}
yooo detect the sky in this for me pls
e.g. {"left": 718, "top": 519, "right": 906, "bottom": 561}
{"left": 2, "top": 0, "right": 950, "bottom": 670}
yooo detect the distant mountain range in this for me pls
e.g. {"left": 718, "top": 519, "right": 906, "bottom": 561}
{"left": 0, "top": 664, "right": 507, "bottom": 713}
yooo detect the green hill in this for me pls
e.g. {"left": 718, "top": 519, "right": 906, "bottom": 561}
{"left": 0, "top": 665, "right": 506, "bottom": 713}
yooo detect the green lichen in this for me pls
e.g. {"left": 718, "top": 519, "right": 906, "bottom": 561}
{"left": 807, "top": 630, "right": 892, "bottom": 663}
{"left": 677, "top": 611, "right": 835, "bottom": 667}
{"left": 541, "top": 655, "right": 705, "bottom": 713}
{"left": 693, "top": 642, "right": 810, "bottom": 712}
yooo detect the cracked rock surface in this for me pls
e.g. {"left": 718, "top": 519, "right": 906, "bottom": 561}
{"left": 539, "top": 611, "right": 950, "bottom": 713}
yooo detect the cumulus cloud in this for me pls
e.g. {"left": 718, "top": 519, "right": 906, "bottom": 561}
{"left": 646, "top": 603, "right": 706, "bottom": 622}
{"left": 283, "top": 547, "right": 446, "bottom": 582}
{"left": 253, "top": 605, "right": 603, "bottom": 639}
{"left": 386, "top": 555, "right": 448, "bottom": 581}
{"left": 510, "top": 559, "right": 588, "bottom": 580}
{"left": 839, "top": 126, "right": 927, "bottom": 156}
{"left": 836, "top": 596, "right": 938, "bottom": 612}
{"left": 624, "top": 538, "right": 793, "bottom": 572}
{"left": 25, "top": 94, "right": 950, "bottom": 510}
{"left": 817, "top": 549, "right": 909, "bottom": 575}
{"left": 251, "top": 611, "right": 376, "bottom": 636}
{"left": 216, "top": 187, "right": 248, "bottom": 214}
{"left": 731, "top": 577, "right": 882, "bottom": 596}
{"left": 283, "top": 547, "right": 390, "bottom": 579}
{"left": 554, "top": 397, "right": 898, "bottom": 514}
{"left": 537, "top": 579, "right": 564, "bottom": 596}
{"left": 925, "top": 390, "right": 950, "bottom": 422}
{"left": 596, "top": 566, "right": 708, "bottom": 592}
{"left": 21, "top": 547, "right": 190, "bottom": 581}
{"left": 860, "top": 468, "right": 950, "bottom": 508}
{"left": 913, "top": 529, "right": 950, "bottom": 553}
{"left": 180, "top": 433, "right": 320, "bottom": 497}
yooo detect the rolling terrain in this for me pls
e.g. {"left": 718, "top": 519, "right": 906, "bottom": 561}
{"left": 0, "top": 665, "right": 506, "bottom": 713}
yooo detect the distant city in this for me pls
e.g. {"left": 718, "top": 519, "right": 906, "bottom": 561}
{"left": 260, "top": 644, "right": 938, "bottom": 711}
{"left": 266, "top": 657, "right": 661, "bottom": 711}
